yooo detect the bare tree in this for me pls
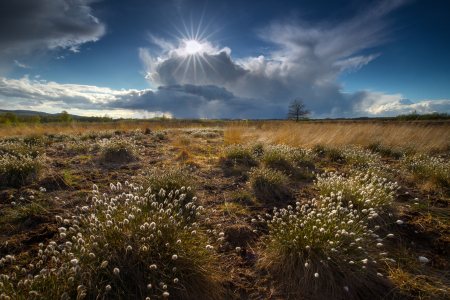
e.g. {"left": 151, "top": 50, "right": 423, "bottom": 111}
{"left": 286, "top": 98, "right": 310, "bottom": 122}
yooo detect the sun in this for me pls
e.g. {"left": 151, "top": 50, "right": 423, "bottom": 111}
{"left": 184, "top": 40, "right": 203, "bottom": 55}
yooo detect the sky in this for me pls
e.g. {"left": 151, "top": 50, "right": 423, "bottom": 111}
{"left": 1, "top": 0, "right": 449, "bottom": 119}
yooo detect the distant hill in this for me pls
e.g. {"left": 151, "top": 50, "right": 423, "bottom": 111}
{"left": 0, "top": 109, "right": 80, "bottom": 118}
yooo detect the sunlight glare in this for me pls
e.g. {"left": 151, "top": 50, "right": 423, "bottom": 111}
{"left": 185, "top": 40, "right": 203, "bottom": 54}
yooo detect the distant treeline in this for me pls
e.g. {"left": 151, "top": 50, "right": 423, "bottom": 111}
{"left": 386, "top": 111, "right": 450, "bottom": 121}
{"left": 0, "top": 111, "right": 113, "bottom": 124}
{"left": 1, "top": 110, "right": 449, "bottom": 125}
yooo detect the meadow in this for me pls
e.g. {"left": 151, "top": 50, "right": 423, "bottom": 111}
{"left": 0, "top": 120, "right": 449, "bottom": 299}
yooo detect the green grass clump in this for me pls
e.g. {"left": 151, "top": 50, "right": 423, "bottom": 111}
{"left": 312, "top": 144, "right": 344, "bottom": 162}
{"left": 80, "top": 131, "right": 99, "bottom": 141}
{"left": 101, "top": 140, "right": 138, "bottom": 163}
{"left": 260, "top": 144, "right": 314, "bottom": 170}
{"left": 315, "top": 171, "right": 398, "bottom": 210}
{"left": 367, "top": 141, "right": 415, "bottom": 159}
{"left": 140, "top": 166, "right": 196, "bottom": 204}
{"left": 23, "top": 134, "right": 43, "bottom": 147}
{"left": 402, "top": 153, "right": 450, "bottom": 192}
{"left": 224, "top": 144, "right": 253, "bottom": 161}
{"left": 99, "top": 130, "right": 115, "bottom": 139}
{"left": 70, "top": 142, "right": 89, "bottom": 154}
{"left": 0, "top": 182, "right": 222, "bottom": 300}
{"left": 257, "top": 198, "right": 394, "bottom": 299}
{"left": 0, "top": 152, "right": 47, "bottom": 187}
{"left": 248, "top": 167, "right": 290, "bottom": 201}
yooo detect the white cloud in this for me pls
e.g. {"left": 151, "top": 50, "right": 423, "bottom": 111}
{"left": 0, "top": 76, "right": 448, "bottom": 119}
{"left": 13, "top": 60, "right": 33, "bottom": 69}
{"left": 0, "top": 76, "right": 283, "bottom": 118}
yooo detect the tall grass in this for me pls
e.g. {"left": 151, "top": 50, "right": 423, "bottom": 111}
{"left": 229, "top": 122, "right": 450, "bottom": 152}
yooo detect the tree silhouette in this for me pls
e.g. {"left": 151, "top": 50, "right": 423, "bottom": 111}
{"left": 286, "top": 98, "right": 310, "bottom": 122}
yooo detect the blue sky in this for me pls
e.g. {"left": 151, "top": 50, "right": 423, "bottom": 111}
{"left": 1, "top": 0, "right": 449, "bottom": 119}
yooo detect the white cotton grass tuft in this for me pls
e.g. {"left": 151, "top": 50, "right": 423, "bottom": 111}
{"left": 418, "top": 256, "right": 429, "bottom": 263}
{"left": 257, "top": 164, "right": 398, "bottom": 299}
{"left": 0, "top": 176, "right": 220, "bottom": 300}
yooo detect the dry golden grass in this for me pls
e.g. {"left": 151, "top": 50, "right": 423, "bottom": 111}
{"left": 228, "top": 121, "right": 450, "bottom": 151}
{"left": 0, "top": 121, "right": 223, "bottom": 138}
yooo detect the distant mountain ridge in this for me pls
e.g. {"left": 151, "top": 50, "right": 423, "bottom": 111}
{"left": 0, "top": 109, "right": 79, "bottom": 117}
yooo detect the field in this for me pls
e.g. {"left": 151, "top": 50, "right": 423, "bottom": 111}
{"left": 0, "top": 121, "right": 449, "bottom": 299}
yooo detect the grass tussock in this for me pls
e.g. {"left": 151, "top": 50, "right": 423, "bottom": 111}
{"left": 257, "top": 196, "right": 396, "bottom": 299}
{"left": 0, "top": 141, "right": 47, "bottom": 187}
{"left": 248, "top": 167, "right": 290, "bottom": 201}
{"left": 402, "top": 153, "right": 450, "bottom": 194}
{"left": 140, "top": 165, "right": 196, "bottom": 203}
{"left": 0, "top": 182, "right": 223, "bottom": 300}
{"left": 101, "top": 140, "right": 138, "bottom": 163}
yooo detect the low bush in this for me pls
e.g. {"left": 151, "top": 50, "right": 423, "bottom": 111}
{"left": 248, "top": 167, "right": 290, "bottom": 201}
{"left": 0, "top": 182, "right": 222, "bottom": 299}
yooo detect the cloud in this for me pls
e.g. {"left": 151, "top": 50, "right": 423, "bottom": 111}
{"left": 139, "top": 0, "right": 412, "bottom": 118}
{"left": 0, "top": 76, "right": 448, "bottom": 119}
{"left": 0, "top": 76, "right": 283, "bottom": 119}
{"left": 0, "top": 0, "right": 105, "bottom": 62}
{"left": 14, "top": 60, "right": 33, "bottom": 68}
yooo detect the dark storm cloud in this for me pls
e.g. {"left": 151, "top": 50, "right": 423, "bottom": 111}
{"left": 1, "top": 76, "right": 448, "bottom": 118}
{"left": 108, "top": 84, "right": 282, "bottom": 119}
{"left": 0, "top": 0, "right": 105, "bottom": 58}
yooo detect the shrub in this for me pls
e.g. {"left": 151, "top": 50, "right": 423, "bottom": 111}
{"left": 315, "top": 171, "right": 398, "bottom": 211}
{"left": 257, "top": 198, "right": 394, "bottom": 299}
{"left": 101, "top": 140, "right": 138, "bottom": 163}
{"left": 0, "top": 182, "right": 222, "bottom": 300}
{"left": 248, "top": 167, "right": 290, "bottom": 201}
